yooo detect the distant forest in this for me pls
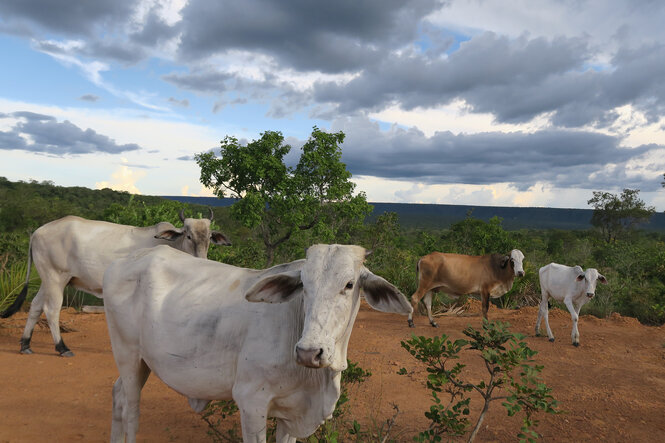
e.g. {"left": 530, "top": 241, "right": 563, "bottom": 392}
{"left": 164, "top": 195, "right": 665, "bottom": 231}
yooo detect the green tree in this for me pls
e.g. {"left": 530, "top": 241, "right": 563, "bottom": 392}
{"left": 587, "top": 189, "right": 655, "bottom": 243}
{"left": 196, "top": 127, "right": 372, "bottom": 266}
{"left": 442, "top": 216, "right": 514, "bottom": 255}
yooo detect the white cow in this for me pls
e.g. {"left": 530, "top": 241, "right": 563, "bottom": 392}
{"left": 536, "top": 263, "right": 608, "bottom": 346}
{"left": 1, "top": 210, "right": 231, "bottom": 356}
{"left": 103, "top": 244, "right": 412, "bottom": 443}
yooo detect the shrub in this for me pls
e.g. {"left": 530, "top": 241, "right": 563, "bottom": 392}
{"left": 400, "top": 321, "right": 558, "bottom": 442}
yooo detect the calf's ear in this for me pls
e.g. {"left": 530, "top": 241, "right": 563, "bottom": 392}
{"left": 155, "top": 228, "right": 184, "bottom": 241}
{"left": 245, "top": 271, "right": 302, "bottom": 304}
{"left": 359, "top": 267, "right": 412, "bottom": 315}
{"left": 210, "top": 231, "right": 232, "bottom": 246}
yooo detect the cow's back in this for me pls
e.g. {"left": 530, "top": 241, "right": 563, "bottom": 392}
{"left": 31, "top": 216, "right": 175, "bottom": 295}
{"left": 539, "top": 263, "right": 576, "bottom": 297}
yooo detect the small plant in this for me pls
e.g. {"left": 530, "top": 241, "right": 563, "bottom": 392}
{"left": 0, "top": 260, "right": 40, "bottom": 314}
{"left": 400, "top": 320, "right": 558, "bottom": 443}
{"left": 201, "top": 400, "right": 241, "bottom": 443}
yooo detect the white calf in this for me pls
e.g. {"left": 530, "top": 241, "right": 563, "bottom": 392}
{"left": 536, "top": 263, "right": 607, "bottom": 346}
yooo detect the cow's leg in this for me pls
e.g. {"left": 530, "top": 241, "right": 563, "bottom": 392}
{"left": 111, "top": 377, "right": 125, "bottom": 443}
{"left": 116, "top": 358, "right": 151, "bottom": 443}
{"left": 238, "top": 408, "right": 268, "bottom": 443}
{"left": 20, "top": 274, "right": 69, "bottom": 356}
{"left": 275, "top": 419, "right": 296, "bottom": 443}
{"left": 423, "top": 292, "right": 438, "bottom": 327}
{"left": 537, "top": 294, "right": 555, "bottom": 342}
{"left": 564, "top": 298, "right": 580, "bottom": 346}
{"left": 408, "top": 285, "right": 429, "bottom": 328}
{"left": 19, "top": 287, "right": 45, "bottom": 354}
{"left": 41, "top": 276, "right": 73, "bottom": 357}
{"left": 481, "top": 293, "right": 490, "bottom": 320}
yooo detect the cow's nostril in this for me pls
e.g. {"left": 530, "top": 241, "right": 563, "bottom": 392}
{"left": 295, "top": 346, "right": 325, "bottom": 368}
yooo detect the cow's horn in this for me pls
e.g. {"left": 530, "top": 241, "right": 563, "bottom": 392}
{"left": 179, "top": 209, "right": 186, "bottom": 222}
{"left": 208, "top": 207, "right": 214, "bottom": 221}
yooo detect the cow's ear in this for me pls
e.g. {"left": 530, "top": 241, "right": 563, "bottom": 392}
{"left": 210, "top": 231, "right": 232, "bottom": 246}
{"left": 245, "top": 271, "right": 302, "bottom": 304}
{"left": 598, "top": 274, "right": 608, "bottom": 284}
{"left": 155, "top": 228, "right": 184, "bottom": 241}
{"left": 359, "top": 267, "right": 412, "bottom": 315}
{"left": 576, "top": 274, "right": 585, "bottom": 282}
{"left": 500, "top": 255, "right": 510, "bottom": 268}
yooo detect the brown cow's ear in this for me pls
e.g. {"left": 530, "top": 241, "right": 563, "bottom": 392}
{"left": 155, "top": 229, "right": 184, "bottom": 241}
{"left": 500, "top": 255, "right": 510, "bottom": 268}
{"left": 211, "top": 231, "right": 232, "bottom": 246}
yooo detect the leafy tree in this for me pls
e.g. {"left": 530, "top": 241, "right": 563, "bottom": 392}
{"left": 196, "top": 127, "right": 372, "bottom": 266}
{"left": 587, "top": 189, "right": 655, "bottom": 243}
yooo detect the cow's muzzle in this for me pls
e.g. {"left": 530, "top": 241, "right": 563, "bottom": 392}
{"left": 517, "top": 271, "right": 525, "bottom": 277}
{"left": 295, "top": 345, "right": 325, "bottom": 368}
{"left": 586, "top": 292, "right": 594, "bottom": 298}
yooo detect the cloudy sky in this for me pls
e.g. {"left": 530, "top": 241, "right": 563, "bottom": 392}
{"left": 1, "top": 0, "right": 665, "bottom": 210}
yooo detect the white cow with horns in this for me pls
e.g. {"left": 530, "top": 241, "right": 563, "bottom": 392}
{"left": 536, "top": 263, "right": 608, "bottom": 346}
{"left": 0, "top": 210, "right": 231, "bottom": 357}
{"left": 103, "top": 244, "right": 412, "bottom": 442}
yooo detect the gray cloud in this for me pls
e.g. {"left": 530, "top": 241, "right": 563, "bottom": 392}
{"left": 79, "top": 94, "right": 99, "bottom": 102}
{"left": 168, "top": 97, "right": 190, "bottom": 108}
{"left": 331, "top": 116, "right": 665, "bottom": 192}
{"left": 177, "top": 0, "right": 442, "bottom": 72}
{"left": 0, "top": 0, "right": 136, "bottom": 36}
{"left": 0, "top": 111, "right": 141, "bottom": 155}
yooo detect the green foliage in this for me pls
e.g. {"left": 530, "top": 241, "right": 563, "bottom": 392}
{"left": 202, "top": 400, "right": 241, "bottom": 442}
{"left": 102, "top": 195, "right": 185, "bottom": 227}
{"left": 588, "top": 189, "right": 655, "bottom": 243}
{"left": 442, "top": 216, "right": 515, "bottom": 255}
{"left": 0, "top": 259, "right": 40, "bottom": 313}
{"left": 196, "top": 128, "right": 372, "bottom": 266}
{"left": 401, "top": 321, "right": 558, "bottom": 442}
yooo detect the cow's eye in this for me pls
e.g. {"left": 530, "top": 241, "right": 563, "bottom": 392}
{"left": 345, "top": 281, "right": 354, "bottom": 290}
{"left": 187, "top": 235, "right": 192, "bottom": 240}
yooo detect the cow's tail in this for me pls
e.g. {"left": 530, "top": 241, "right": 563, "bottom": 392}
{"left": 0, "top": 236, "right": 33, "bottom": 318}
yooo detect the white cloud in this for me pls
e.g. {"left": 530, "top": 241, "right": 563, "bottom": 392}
{"left": 370, "top": 99, "right": 553, "bottom": 137}
{"left": 95, "top": 159, "right": 146, "bottom": 193}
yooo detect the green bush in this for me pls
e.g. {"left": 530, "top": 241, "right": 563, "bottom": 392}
{"left": 400, "top": 321, "right": 558, "bottom": 442}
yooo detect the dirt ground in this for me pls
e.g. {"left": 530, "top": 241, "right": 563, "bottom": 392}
{"left": 1, "top": 301, "right": 665, "bottom": 442}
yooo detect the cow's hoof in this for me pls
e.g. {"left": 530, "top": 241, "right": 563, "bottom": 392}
{"left": 20, "top": 348, "right": 34, "bottom": 355}
{"left": 407, "top": 320, "right": 415, "bottom": 328}
{"left": 573, "top": 342, "right": 579, "bottom": 347}
{"left": 60, "top": 350, "right": 75, "bottom": 357}
{"left": 549, "top": 338, "right": 555, "bottom": 342}
{"left": 430, "top": 322, "right": 439, "bottom": 328}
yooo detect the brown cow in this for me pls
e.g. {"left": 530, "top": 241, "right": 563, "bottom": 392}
{"left": 408, "top": 249, "right": 525, "bottom": 327}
